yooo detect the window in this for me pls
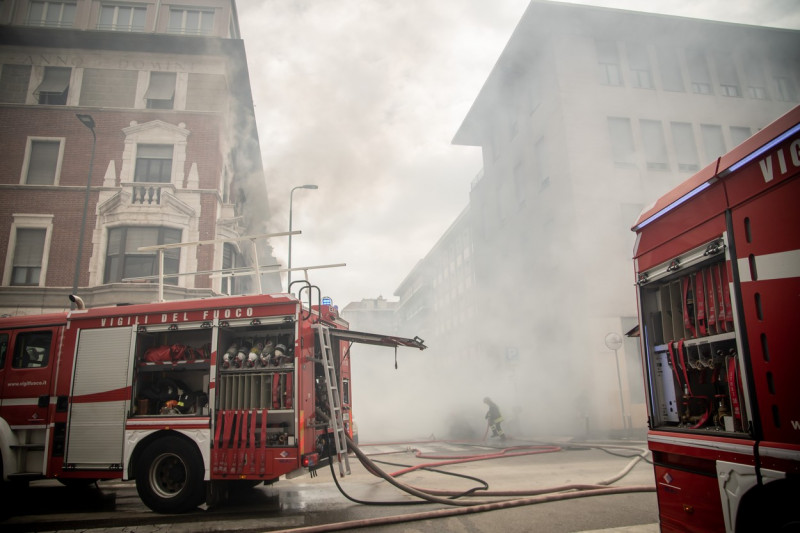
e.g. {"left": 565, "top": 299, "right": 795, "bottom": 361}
{"left": 627, "top": 43, "right": 653, "bottom": 89}
{"left": 134, "top": 144, "right": 173, "bottom": 183}
{"left": 596, "top": 40, "right": 622, "bottom": 86}
{"left": 34, "top": 66, "right": 70, "bottom": 105}
{"left": 12, "top": 331, "right": 52, "bottom": 369}
{"left": 0, "top": 333, "right": 8, "bottom": 368}
{"left": 687, "top": 49, "right": 712, "bottom": 95}
{"left": 104, "top": 227, "right": 181, "bottom": 284}
{"left": 221, "top": 242, "right": 242, "bottom": 295}
{"left": 715, "top": 52, "right": 741, "bottom": 98}
{"left": 671, "top": 122, "right": 700, "bottom": 172}
{"left": 730, "top": 126, "right": 752, "bottom": 147}
{"left": 79, "top": 68, "right": 138, "bottom": 108}
{"left": 775, "top": 77, "right": 797, "bottom": 102}
{"left": 98, "top": 4, "right": 146, "bottom": 31}
{"left": 26, "top": 1, "right": 75, "bottom": 27}
{"left": 23, "top": 138, "right": 63, "bottom": 185}
{"left": 144, "top": 72, "right": 176, "bottom": 109}
{"left": 167, "top": 7, "right": 214, "bottom": 35}
{"left": 185, "top": 73, "right": 226, "bottom": 111}
{"left": 701, "top": 124, "right": 726, "bottom": 162}
{"left": 743, "top": 54, "right": 768, "bottom": 100}
{"left": 0, "top": 64, "right": 32, "bottom": 103}
{"left": 607, "top": 117, "right": 635, "bottom": 165}
{"left": 773, "top": 56, "right": 798, "bottom": 102}
{"left": 641, "top": 120, "right": 668, "bottom": 170}
{"left": 657, "top": 47, "right": 684, "bottom": 92}
{"left": 10, "top": 228, "right": 46, "bottom": 286}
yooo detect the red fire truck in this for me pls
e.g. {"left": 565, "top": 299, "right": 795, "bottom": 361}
{"left": 632, "top": 105, "right": 799, "bottom": 532}
{"left": 0, "top": 285, "right": 425, "bottom": 513}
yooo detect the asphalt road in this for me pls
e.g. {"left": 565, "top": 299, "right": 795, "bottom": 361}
{"left": 1, "top": 438, "right": 659, "bottom": 533}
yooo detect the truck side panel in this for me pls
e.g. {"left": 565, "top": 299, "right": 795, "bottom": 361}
{"left": 728, "top": 175, "right": 800, "bottom": 445}
{"left": 65, "top": 327, "right": 133, "bottom": 468}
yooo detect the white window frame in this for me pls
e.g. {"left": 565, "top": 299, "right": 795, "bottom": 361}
{"left": 167, "top": 7, "right": 215, "bottom": 35}
{"left": 3, "top": 214, "right": 54, "bottom": 287}
{"left": 98, "top": 3, "right": 147, "bottom": 32}
{"left": 26, "top": 0, "right": 76, "bottom": 28}
{"left": 20, "top": 136, "right": 66, "bottom": 185}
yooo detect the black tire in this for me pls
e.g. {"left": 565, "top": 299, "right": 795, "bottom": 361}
{"left": 135, "top": 436, "right": 205, "bottom": 513}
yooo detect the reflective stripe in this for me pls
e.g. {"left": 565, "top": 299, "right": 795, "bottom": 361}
{"left": 759, "top": 445, "right": 800, "bottom": 462}
{"left": 738, "top": 249, "right": 800, "bottom": 282}
{"left": 649, "top": 433, "right": 753, "bottom": 456}
{"left": 127, "top": 418, "right": 208, "bottom": 427}
{"left": 2, "top": 397, "right": 43, "bottom": 406}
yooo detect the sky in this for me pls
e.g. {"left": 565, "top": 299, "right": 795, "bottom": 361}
{"left": 236, "top": 0, "right": 800, "bottom": 310}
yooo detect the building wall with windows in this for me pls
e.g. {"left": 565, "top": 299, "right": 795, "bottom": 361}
{"left": 0, "top": 0, "right": 278, "bottom": 315}
{"left": 444, "top": 2, "right": 800, "bottom": 437}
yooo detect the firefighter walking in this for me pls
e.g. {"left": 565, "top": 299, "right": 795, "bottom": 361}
{"left": 483, "top": 397, "right": 506, "bottom": 441}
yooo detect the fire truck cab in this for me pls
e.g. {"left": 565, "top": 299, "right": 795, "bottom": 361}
{"left": 0, "top": 288, "right": 425, "bottom": 513}
{"left": 632, "top": 105, "right": 800, "bottom": 532}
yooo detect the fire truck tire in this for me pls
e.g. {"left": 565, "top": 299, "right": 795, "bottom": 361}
{"left": 735, "top": 480, "right": 800, "bottom": 532}
{"left": 135, "top": 436, "right": 205, "bottom": 514}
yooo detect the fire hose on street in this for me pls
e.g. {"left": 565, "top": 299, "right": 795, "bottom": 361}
{"left": 272, "top": 436, "right": 656, "bottom": 532}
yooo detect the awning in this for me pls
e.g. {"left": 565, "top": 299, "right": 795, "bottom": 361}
{"left": 144, "top": 72, "right": 176, "bottom": 100}
{"left": 328, "top": 329, "right": 426, "bottom": 350}
{"left": 34, "top": 67, "right": 70, "bottom": 94}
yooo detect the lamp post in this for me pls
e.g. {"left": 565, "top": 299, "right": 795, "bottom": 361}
{"left": 604, "top": 332, "right": 628, "bottom": 434}
{"left": 287, "top": 184, "right": 318, "bottom": 289}
{"left": 72, "top": 114, "right": 96, "bottom": 309}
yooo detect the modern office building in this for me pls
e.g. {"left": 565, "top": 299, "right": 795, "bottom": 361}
{"left": 0, "top": 0, "right": 279, "bottom": 316}
{"left": 393, "top": 1, "right": 799, "bottom": 437}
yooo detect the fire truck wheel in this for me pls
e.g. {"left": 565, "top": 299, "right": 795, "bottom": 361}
{"left": 135, "top": 436, "right": 205, "bottom": 513}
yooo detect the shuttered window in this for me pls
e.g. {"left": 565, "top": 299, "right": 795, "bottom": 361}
{"left": 185, "top": 73, "right": 226, "bottom": 111}
{"left": 0, "top": 65, "right": 32, "bottom": 103}
{"left": 25, "top": 139, "right": 61, "bottom": 185}
{"left": 12, "top": 228, "right": 46, "bottom": 286}
{"left": 35, "top": 66, "right": 70, "bottom": 105}
{"left": 80, "top": 68, "right": 138, "bottom": 108}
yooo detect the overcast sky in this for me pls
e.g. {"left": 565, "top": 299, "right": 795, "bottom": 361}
{"left": 236, "top": 0, "right": 800, "bottom": 309}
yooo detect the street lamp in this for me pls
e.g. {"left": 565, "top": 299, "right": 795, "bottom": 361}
{"left": 72, "top": 114, "right": 96, "bottom": 309}
{"left": 604, "top": 332, "right": 628, "bottom": 435}
{"left": 287, "top": 184, "right": 318, "bottom": 289}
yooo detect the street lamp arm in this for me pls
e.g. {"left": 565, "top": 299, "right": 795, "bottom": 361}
{"left": 288, "top": 184, "right": 318, "bottom": 289}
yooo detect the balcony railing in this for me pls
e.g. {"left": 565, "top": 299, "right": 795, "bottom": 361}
{"left": 128, "top": 183, "right": 170, "bottom": 205}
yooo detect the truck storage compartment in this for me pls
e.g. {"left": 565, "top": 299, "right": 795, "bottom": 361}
{"left": 215, "top": 319, "right": 296, "bottom": 446}
{"left": 638, "top": 238, "right": 748, "bottom": 434}
{"left": 132, "top": 324, "right": 211, "bottom": 416}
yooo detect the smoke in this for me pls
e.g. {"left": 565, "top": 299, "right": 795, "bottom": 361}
{"left": 237, "top": 0, "right": 529, "bottom": 302}
{"left": 236, "top": 1, "right": 800, "bottom": 442}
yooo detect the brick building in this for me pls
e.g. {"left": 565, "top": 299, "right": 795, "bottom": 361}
{"left": 0, "top": 0, "right": 278, "bottom": 316}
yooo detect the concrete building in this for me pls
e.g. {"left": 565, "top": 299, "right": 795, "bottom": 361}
{"left": 341, "top": 295, "right": 398, "bottom": 335}
{"left": 0, "top": 0, "right": 279, "bottom": 316}
{"left": 392, "top": 1, "right": 799, "bottom": 437}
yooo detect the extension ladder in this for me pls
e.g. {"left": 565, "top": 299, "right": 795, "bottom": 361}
{"left": 314, "top": 324, "right": 351, "bottom": 476}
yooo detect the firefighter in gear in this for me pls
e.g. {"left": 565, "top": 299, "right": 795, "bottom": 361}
{"left": 484, "top": 397, "right": 506, "bottom": 441}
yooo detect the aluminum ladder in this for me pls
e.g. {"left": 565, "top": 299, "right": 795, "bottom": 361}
{"left": 315, "top": 324, "right": 351, "bottom": 476}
